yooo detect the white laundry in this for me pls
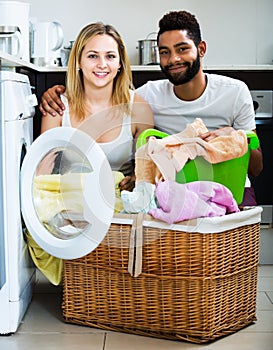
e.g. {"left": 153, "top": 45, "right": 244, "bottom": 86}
{"left": 121, "top": 181, "right": 157, "bottom": 213}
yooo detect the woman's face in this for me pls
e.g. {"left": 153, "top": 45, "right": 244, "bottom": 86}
{"left": 79, "top": 34, "right": 121, "bottom": 89}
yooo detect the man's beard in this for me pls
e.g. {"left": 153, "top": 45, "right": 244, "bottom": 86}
{"left": 160, "top": 53, "right": 201, "bottom": 86}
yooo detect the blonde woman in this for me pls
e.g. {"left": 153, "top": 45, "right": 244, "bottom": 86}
{"left": 41, "top": 22, "right": 154, "bottom": 191}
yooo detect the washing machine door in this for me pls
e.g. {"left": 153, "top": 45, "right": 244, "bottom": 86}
{"left": 21, "top": 127, "right": 115, "bottom": 259}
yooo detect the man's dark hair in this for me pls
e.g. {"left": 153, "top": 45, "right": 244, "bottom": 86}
{"left": 157, "top": 10, "right": 202, "bottom": 47}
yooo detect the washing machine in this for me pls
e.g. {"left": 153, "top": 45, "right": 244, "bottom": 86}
{"left": 0, "top": 71, "right": 115, "bottom": 334}
{"left": 0, "top": 70, "right": 37, "bottom": 334}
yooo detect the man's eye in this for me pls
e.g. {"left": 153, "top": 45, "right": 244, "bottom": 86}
{"left": 178, "top": 46, "right": 189, "bottom": 53}
{"left": 159, "top": 51, "right": 168, "bottom": 56}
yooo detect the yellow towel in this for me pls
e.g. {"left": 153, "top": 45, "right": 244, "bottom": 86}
{"left": 27, "top": 172, "right": 88, "bottom": 285}
{"left": 26, "top": 230, "right": 63, "bottom": 286}
{"left": 112, "top": 171, "right": 125, "bottom": 213}
{"left": 26, "top": 170, "right": 124, "bottom": 285}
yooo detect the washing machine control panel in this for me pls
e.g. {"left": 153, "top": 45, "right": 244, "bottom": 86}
{"left": 1, "top": 71, "right": 37, "bottom": 121}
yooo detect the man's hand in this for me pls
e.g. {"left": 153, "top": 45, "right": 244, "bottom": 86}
{"left": 200, "top": 126, "right": 263, "bottom": 177}
{"left": 39, "top": 85, "right": 66, "bottom": 116}
{"left": 200, "top": 126, "right": 234, "bottom": 142}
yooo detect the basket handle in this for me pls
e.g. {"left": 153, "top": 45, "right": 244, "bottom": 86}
{"left": 136, "top": 128, "right": 168, "bottom": 149}
{"left": 245, "top": 130, "right": 260, "bottom": 150}
{"left": 128, "top": 213, "right": 144, "bottom": 277}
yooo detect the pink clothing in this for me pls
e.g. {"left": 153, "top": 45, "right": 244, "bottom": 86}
{"left": 148, "top": 180, "right": 239, "bottom": 224}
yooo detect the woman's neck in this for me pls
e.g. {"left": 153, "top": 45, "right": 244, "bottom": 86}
{"left": 84, "top": 82, "right": 113, "bottom": 115}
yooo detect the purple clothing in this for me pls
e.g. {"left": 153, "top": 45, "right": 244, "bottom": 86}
{"left": 149, "top": 180, "right": 239, "bottom": 224}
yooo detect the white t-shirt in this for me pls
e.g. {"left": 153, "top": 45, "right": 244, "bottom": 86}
{"left": 136, "top": 73, "right": 256, "bottom": 134}
{"left": 61, "top": 91, "right": 134, "bottom": 176}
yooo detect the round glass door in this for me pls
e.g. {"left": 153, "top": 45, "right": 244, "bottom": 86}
{"left": 21, "top": 127, "right": 115, "bottom": 259}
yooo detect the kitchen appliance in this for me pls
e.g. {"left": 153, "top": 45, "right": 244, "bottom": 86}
{"left": 0, "top": 26, "right": 23, "bottom": 58}
{"left": 0, "top": 1, "right": 30, "bottom": 61}
{"left": 137, "top": 32, "right": 159, "bottom": 65}
{"left": 250, "top": 90, "right": 273, "bottom": 118}
{"left": 0, "top": 70, "right": 115, "bottom": 334}
{"left": 30, "top": 21, "right": 64, "bottom": 67}
{"left": 60, "top": 40, "right": 74, "bottom": 67}
{"left": 20, "top": 127, "right": 115, "bottom": 260}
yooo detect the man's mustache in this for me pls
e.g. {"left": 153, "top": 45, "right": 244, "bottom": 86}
{"left": 164, "top": 62, "right": 190, "bottom": 71}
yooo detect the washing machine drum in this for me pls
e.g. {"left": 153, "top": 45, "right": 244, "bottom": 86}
{"left": 21, "top": 127, "right": 115, "bottom": 259}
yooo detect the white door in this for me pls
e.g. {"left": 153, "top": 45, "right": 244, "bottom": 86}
{"left": 21, "top": 127, "right": 115, "bottom": 259}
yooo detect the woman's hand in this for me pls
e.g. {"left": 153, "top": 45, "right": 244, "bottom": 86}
{"left": 39, "top": 85, "right": 66, "bottom": 116}
{"left": 119, "top": 175, "right": 135, "bottom": 192}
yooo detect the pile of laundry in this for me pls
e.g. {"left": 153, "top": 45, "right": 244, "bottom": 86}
{"left": 117, "top": 118, "right": 248, "bottom": 224}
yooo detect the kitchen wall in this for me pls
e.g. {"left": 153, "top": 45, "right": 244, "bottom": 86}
{"left": 22, "top": 0, "right": 273, "bottom": 65}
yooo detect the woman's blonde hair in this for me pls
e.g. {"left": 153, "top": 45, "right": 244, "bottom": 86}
{"left": 66, "top": 22, "right": 134, "bottom": 121}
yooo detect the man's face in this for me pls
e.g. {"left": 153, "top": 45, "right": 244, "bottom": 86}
{"left": 158, "top": 30, "right": 202, "bottom": 85}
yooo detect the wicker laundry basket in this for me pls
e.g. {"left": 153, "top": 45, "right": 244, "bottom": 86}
{"left": 62, "top": 206, "right": 262, "bottom": 344}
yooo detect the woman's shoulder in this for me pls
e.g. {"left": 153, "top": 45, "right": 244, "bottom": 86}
{"left": 133, "top": 89, "right": 149, "bottom": 104}
{"left": 130, "top": 90, "right": 154, "bottom": 125}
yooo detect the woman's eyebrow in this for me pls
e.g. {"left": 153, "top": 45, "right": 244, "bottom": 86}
{"left": 85, "top": 50, "right": 117, "bottom": 54}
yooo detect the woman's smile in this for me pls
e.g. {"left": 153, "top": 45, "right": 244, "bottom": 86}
{"left": 93, "top": 71, "right": 109, "bottom": 78}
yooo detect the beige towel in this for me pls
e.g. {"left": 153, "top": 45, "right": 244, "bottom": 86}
{"left": 135, "top": 118, "right": 208, "bottom": 183}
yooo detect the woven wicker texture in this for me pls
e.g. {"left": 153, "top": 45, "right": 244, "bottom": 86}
{"left": 62, "top": 219, "right": 260, "bottom": 344}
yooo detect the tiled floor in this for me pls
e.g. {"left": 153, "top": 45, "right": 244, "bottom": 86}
{"left": 0, "top": 265, "right": 273, "bottom": 350}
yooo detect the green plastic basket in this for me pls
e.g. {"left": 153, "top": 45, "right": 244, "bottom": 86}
{"left": 136, "top": 129, "right": 259, "bottom": 204}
